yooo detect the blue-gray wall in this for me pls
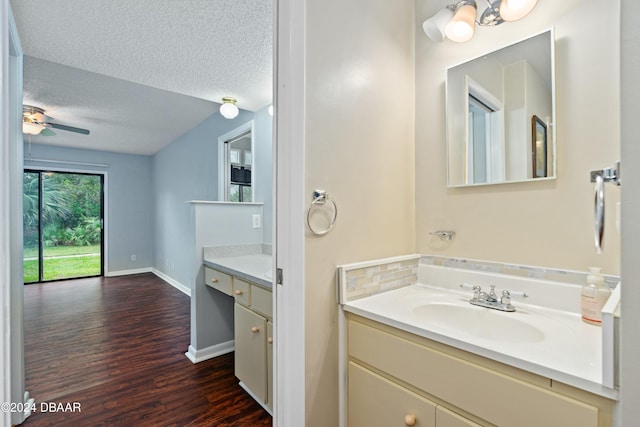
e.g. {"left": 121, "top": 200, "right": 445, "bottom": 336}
{"left": 152, "top": 106, "right": 273, "bottom": 288}
{"left": 24, "top": 106, "right": 273, "bottom": 288}
{"left": 23, "top": 144, "right": 154, "bottom": 273}
{"left": 253, "top": 105, "right": 274, "bottom": 244}
{"left": 152, "top": 110, "right": 251, "bottom": 287}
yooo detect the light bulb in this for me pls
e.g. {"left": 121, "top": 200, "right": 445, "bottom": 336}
{"left": 422, "top": 7, "right": 455, "bottom": 42}
{"left": 445, "top": 4, "right": 476, "bottom": 42}
{"left": 22, "top": 121, "right": 44, "bottom": 135}
{"left": 220, "top": 97, "right": 239, "bottom": 119}
{"left": 499, "top": 0, "right": 537, "bottom": 22}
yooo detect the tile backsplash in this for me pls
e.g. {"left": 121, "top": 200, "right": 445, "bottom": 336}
{"left": 337, "top": 255, "right": 420, "bottom": 303}
{"left": 337, "top": 254, "right": 621, "bottom": 305}
{"left": 420, "top": 255, "right": 620, "bottom": 289}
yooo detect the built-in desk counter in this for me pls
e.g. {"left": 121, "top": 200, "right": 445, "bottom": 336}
{"left": 203, "top": 251, "right": 273, "bottom": 414}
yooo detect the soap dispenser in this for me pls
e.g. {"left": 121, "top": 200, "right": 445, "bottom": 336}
{"left": 581, "top": 267, "right": 611, "bottom": 325}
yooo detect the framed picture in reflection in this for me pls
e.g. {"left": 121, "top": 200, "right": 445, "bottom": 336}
{"left": 532, "top": 115, "right": 548, "bottom": 178}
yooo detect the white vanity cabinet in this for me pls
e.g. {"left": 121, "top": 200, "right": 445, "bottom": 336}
{"left": 347, "top": 314, "right": 615, "bottom": 427}
{"left": 204, "top": 266, "right": 273, "bottom": 412}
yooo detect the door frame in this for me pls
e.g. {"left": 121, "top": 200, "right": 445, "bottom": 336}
{"left": 273, "top": 0, "right": 306, "bottom": 424}
{"left": 23, "top": 168, "right": 107, "bottom": 282}
{"left": 2, "top": 2, "right": 26, "bottom": 425}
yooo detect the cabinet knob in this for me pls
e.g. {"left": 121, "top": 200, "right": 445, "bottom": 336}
{"left": 210, "top": 278, "right": 219, "bottom": 284}
{"left": 268, "top": 337, "right": 273, "bottom": 344}
{"left": 235, "top": 289, "right": 243, "bottom": 296}
{"left": 251, "top": 326, "right": 260, "bottom": 333}
{"left": 404, "top": 414, "right": 416, "bottom": 426}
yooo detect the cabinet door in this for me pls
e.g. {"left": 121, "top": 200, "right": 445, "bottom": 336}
{"left": 349, "top": 362, "right": 436, "bottom": 427}
{"left": 436, "top": 406, "right": 482, "bottom": 427}
{"left": 267, "top": 320, "right": 273, "bottom": 412}
{"left": 234, "top": 303, "right": 267, "bottom": 402}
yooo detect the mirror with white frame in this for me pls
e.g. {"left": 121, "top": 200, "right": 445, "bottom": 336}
{"left": 446, "top": 30, "right": 556, "bottom": 187}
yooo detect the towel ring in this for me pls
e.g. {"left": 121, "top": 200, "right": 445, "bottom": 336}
{"left": 306, "top": 190, "right": 338, "bottom": 236}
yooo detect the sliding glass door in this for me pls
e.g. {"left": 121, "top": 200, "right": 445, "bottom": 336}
{"left": 23, "top": 170, "right": 104, "bottom": 283}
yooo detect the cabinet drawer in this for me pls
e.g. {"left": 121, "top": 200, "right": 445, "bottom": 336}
{"left": 349, "top": 362, "right": 436, "bottom": 427}
{"left": 436, "top": 406, "right": 481, "bottom": 427}
{"left": 251, "top": 285, "right": 272, "bottom": 319}
{"left": 205, "top": 267, "right": 232, "bottom": 296}
{"left": 348, "top": 319, "right": 600, "bottom": 427}
{"left": 233, "top": 278, "right": 251, "bottom": 306}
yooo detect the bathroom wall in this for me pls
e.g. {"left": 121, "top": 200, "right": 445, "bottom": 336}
{"left": 23, "top": 143, "right": 154, "bottom": 273}
{"left": 152, "top": 107, "right": 272, "bottom": 288}
{"left": 304, "top": 0, "right": 415, "bottom": 424}
{"left": 415, "top": 0, "right": 620, "bottom": 274}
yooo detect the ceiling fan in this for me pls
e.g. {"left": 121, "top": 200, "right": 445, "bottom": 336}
{"left": 22, "top": 105, "right": 90, "bottom": 136}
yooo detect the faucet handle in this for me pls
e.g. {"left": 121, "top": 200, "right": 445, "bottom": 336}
{"left": 472, "top": 285, "right": 481, "bottom": 300}
{"left": 501, "top": 290, "right": 511, "bottom": 305}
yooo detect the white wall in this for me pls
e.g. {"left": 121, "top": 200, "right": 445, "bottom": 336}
{"left": 303, "top": 0, "right": 415, "bottom": 425}
{"left": 415, "top": 0, "right": 620, "bottom": 274}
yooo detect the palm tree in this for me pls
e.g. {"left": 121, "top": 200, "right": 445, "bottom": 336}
{"left": 23, "top": 172, "right": 71, "bottom": 230}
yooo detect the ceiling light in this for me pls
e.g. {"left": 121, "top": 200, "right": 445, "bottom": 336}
{"left": 423, "top": 0, "right": 538, "bottom": 43}
{"left": 220, "top": 97, "right": 239, "bottom": 119}
{"left": 22, "top": 119, "right": 44, "bottom": 135}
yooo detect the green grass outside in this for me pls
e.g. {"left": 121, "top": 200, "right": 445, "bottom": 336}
{"left": 24, "top": 254, "right": 101, "bottom": 283}
{"left": 24, "top": 244, "right": 100, "bottom": 259}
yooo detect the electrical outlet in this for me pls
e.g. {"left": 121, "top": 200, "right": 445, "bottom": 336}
{"left": 252, "top": 214, "right": 261, "bottom": 228}
{"left": 131, "top": 254, "right": 136, "bottom": 262}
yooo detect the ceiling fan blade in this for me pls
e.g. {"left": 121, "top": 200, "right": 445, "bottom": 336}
{"left": 40, "top": 128, "right": 56, "bottom": 136}
{"left": 46, "top": 122, "right": 90, "bottom": 135}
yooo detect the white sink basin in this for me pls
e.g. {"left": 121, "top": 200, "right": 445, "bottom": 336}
{"left": 410, "top": 303, "right": 545, "bottom": 343}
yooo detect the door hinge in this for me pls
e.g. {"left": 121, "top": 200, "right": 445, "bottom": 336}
{"left": 276, "top": 268, "right": 283, "bottom": 285}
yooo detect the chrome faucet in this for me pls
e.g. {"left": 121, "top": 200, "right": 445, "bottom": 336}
{"left": 463, "top": 284, "right": 516, "bottom": 312}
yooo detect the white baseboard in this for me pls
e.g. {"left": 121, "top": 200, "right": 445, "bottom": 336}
{"left": 185, "top": 341, "right": 234, "bottom": 364}
{"left": 106, "top": 267, "right": 152, "bottom": 277}
{"left": 152, "top": 268, "right": 191, "bottom": 297}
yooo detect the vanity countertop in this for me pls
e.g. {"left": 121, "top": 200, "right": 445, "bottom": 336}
{"left": 204, "top": 253, "right": 272, "bottom": 289}
{"left": 343, "top": 283, "right": 619, "bottom": 400}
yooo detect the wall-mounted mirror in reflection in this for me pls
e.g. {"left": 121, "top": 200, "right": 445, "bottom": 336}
{"left": 446, "top": 30, "right": 556, "bottom": 187}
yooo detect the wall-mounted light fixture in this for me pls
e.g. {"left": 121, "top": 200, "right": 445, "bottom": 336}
{"left": 220, "top": 96, "right": 239, "bottom": 119}
{"left": 423, "top": 0, "right": 538, "bottom": 43}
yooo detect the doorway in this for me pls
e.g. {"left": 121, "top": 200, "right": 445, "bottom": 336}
{"left": 23, "top": 170, "right": 104, "bottom": 283}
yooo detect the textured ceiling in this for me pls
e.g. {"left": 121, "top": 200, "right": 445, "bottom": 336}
{"left": 11, "top": 0, "right": 273, "bottom": 155}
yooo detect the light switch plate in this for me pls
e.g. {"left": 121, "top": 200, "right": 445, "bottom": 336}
{"left": 252, "top": 214, "right": 261, "bottom": 228}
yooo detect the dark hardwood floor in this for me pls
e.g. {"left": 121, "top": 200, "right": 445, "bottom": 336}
{"left": 21, "top": 273, "right": 272, "bottom": 426}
